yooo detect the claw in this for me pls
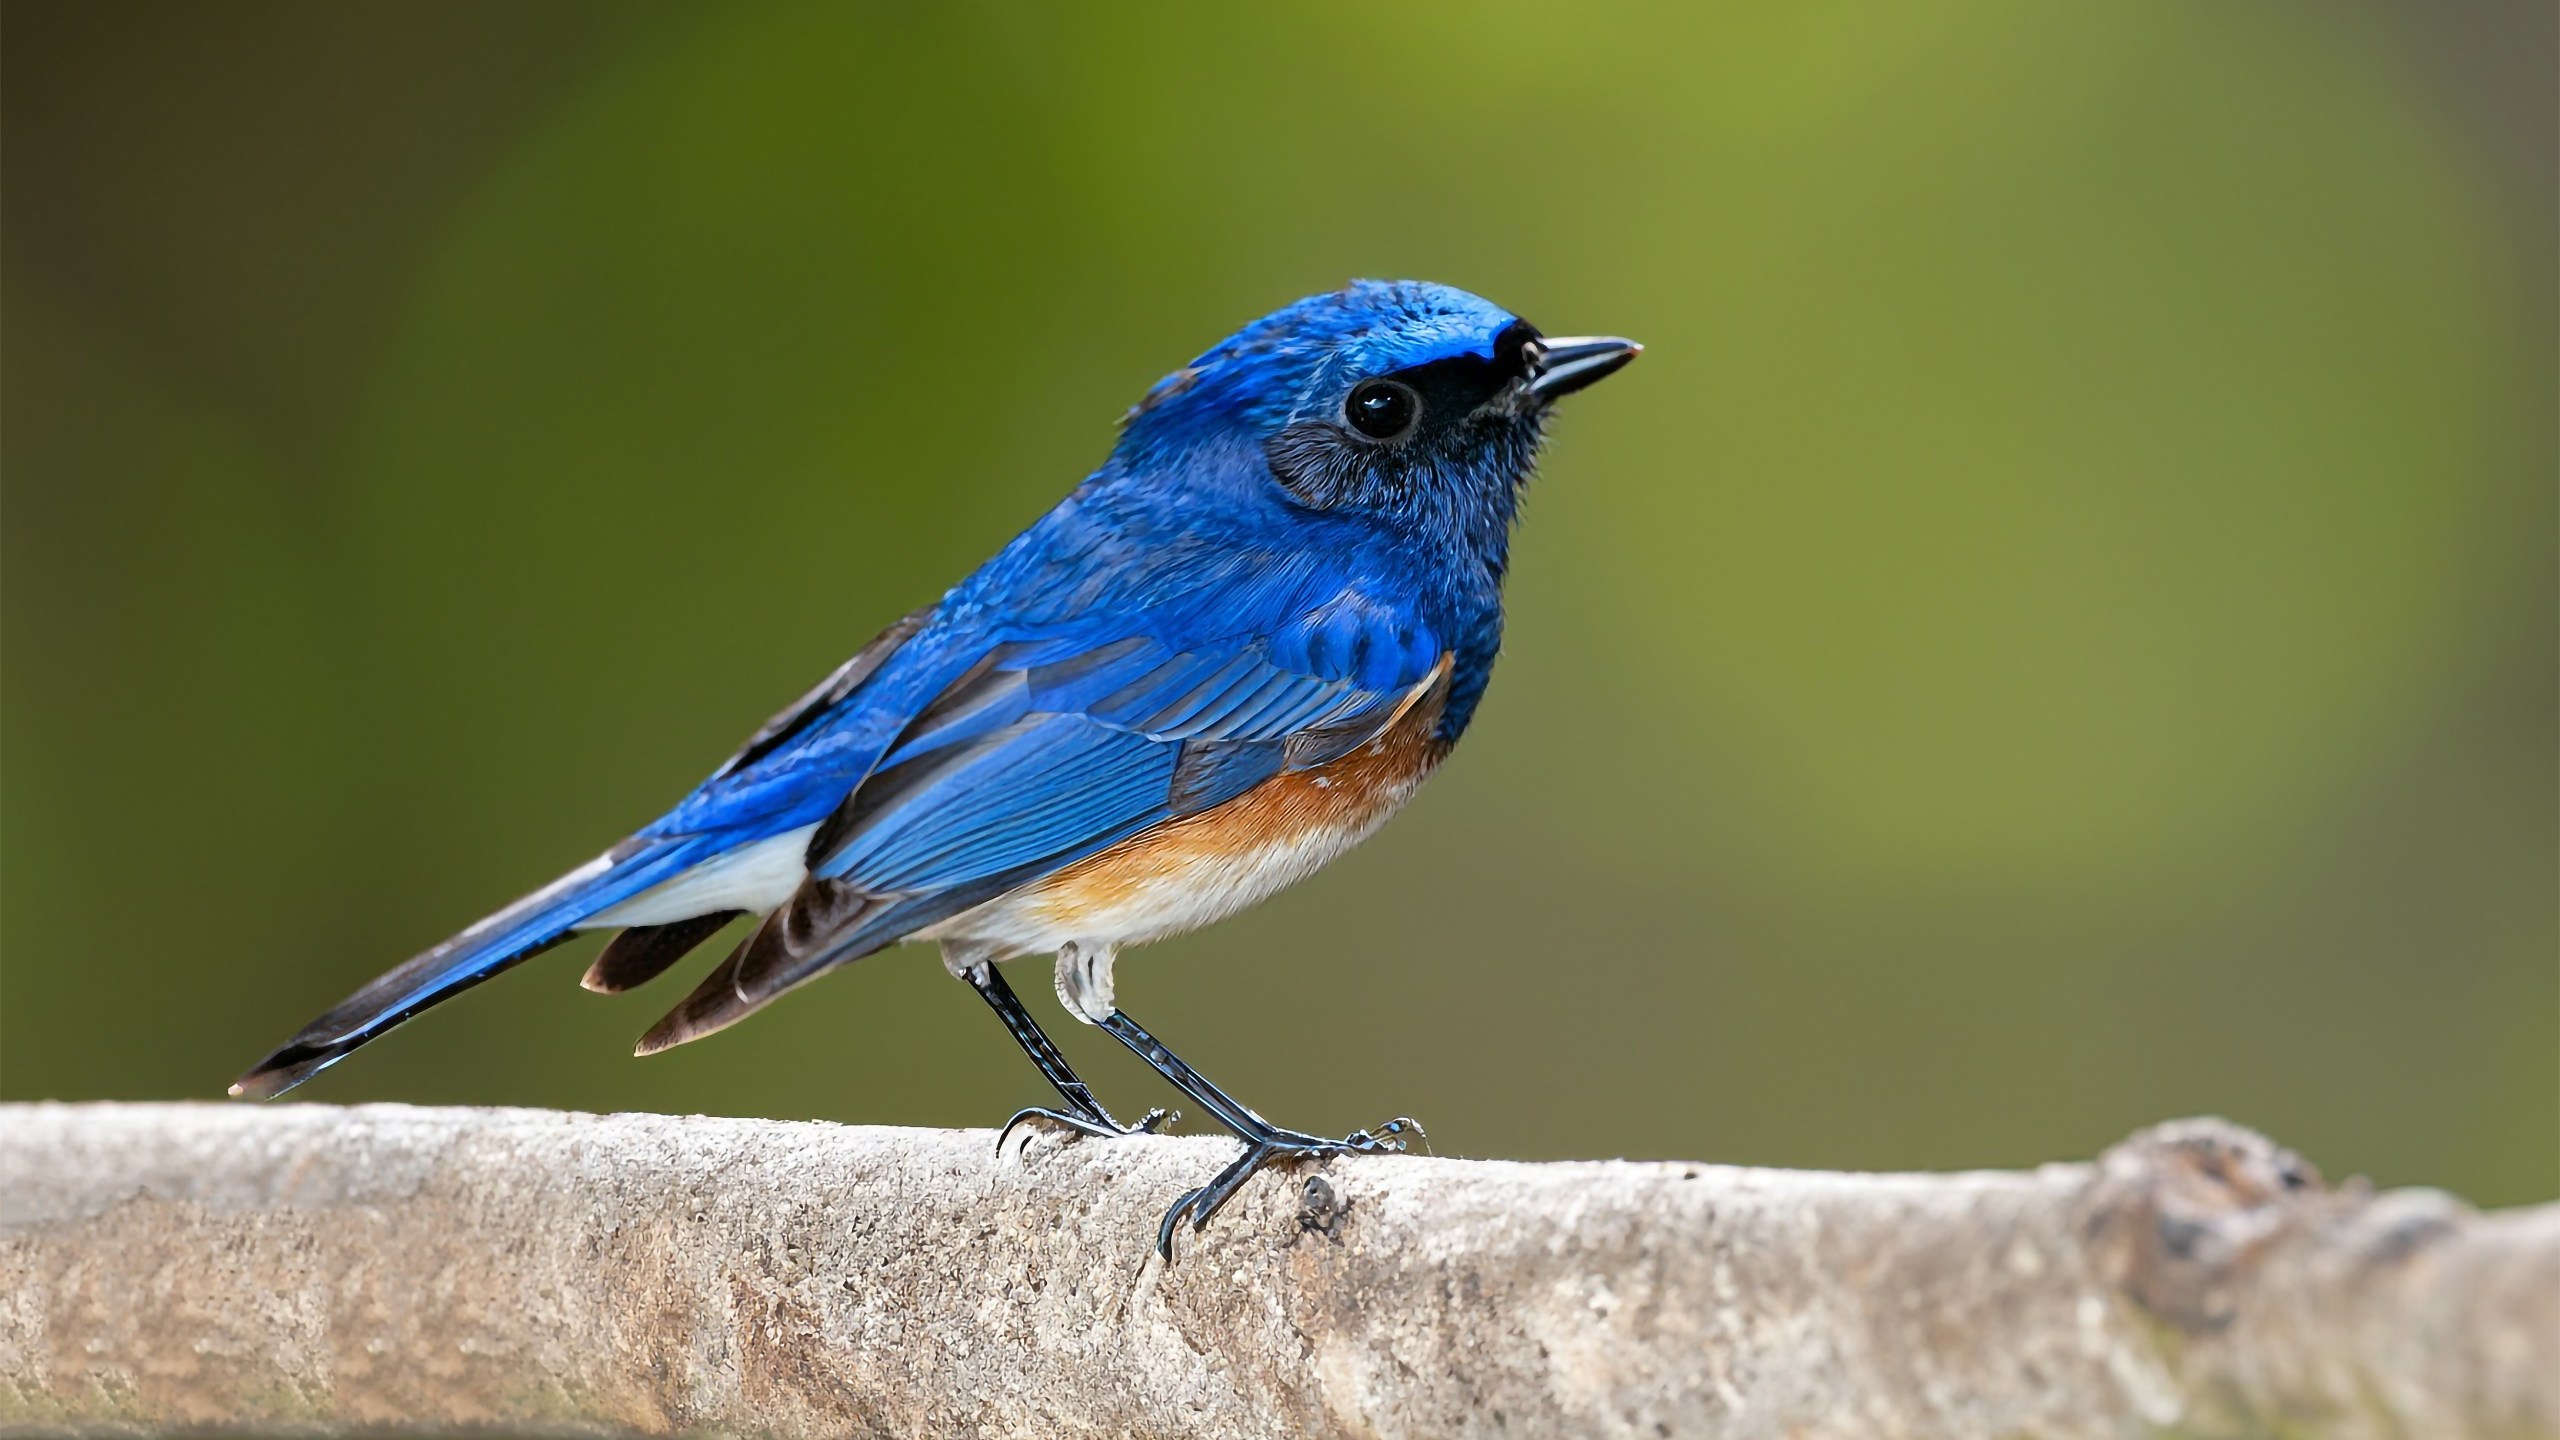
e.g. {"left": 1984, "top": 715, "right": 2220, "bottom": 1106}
{"left": 998, "top": 1106, "right": 1132, "bottom": 1157}
{"left": 1155, "top": 1186, "right": 1206, "bottom": 1261}
{"left": 997, "top": 1102, "right": 1186, "bottom": 1157}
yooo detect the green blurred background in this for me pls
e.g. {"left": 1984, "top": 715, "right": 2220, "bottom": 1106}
{"left": 5, "top": 1, "right": 2552, "bottom": 1206}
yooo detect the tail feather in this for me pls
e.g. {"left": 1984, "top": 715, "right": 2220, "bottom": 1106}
{"left": 228, "top": 932, "right": 581, "bottom": 1098}
{"left": 580, "top": 910, "right": 742, "bottom": 994}
{"left": 633, "top": 878, "right": 901, "bottom": 1055}
{"left": 229, "top": 838, "right": 707, "bottom": 1098}
{"left": 632, "top": 936, "right": 761, "bottom": 1057}
{"left": 632, "top": 860, "right": 1042, "bottom": 1057}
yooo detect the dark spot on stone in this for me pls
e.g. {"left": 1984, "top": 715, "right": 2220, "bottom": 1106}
{"left": 2355, "top": 1192, "right": 2464, "bottom": 1264}
{"left": 2157, "top": 1214, "right": 2211, "bottom": 1261}
{"left": 1298, "top": 1175, "right": 1344, "bottom": 1237}
{"left": 2081, "top": 1117, "right": 2328, "bottom": 1333}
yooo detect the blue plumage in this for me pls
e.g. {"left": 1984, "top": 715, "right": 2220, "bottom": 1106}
{"left": 231, "top": 276, "right": 1639, "bottom": 1220}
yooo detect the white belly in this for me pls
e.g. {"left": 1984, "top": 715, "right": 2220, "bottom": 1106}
{"left": 921, "top": 803, "right": 1398, "bottom": 959}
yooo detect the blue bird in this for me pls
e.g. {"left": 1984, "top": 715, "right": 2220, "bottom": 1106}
{"left": 233, "top": 280, "right": 1638, "bottom": 1252}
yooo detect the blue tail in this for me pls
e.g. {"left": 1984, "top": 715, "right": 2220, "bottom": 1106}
{"left": 229, "top": 836, "right": 715, "bottom": 1098}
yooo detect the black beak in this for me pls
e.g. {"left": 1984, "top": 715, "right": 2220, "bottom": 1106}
{"left": 1524, "top": 335, "right": 1641, "bottom": 399}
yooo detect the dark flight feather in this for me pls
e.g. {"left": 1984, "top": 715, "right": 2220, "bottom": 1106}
{"left": 635, "top": 878, "right": 893, "bottom": 1053}
{"left": 713, "top": 606, "right": 932, "bottom": 780}
{"left": 581, "top": 910, "right": 742, "bottom": 994}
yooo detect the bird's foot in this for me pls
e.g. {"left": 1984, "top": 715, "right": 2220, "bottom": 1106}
{"left": 997, "top": 1103, "right": 1175, "bottom": 1157}
{"left": 1155, "top": 1115, "right": 1422, "bottom": 1261}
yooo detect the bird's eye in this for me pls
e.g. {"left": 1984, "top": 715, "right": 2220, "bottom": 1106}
{"left": 1344, "top": 380, "right": 1420, "bottom": 441}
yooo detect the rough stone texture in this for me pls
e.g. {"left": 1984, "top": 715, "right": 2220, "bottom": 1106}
{"left": 0, "top": 1104, "right": 2550, "bottom": 1438}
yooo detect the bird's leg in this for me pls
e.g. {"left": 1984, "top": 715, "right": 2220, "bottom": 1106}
{"left": 1094, "top": 1006, "right": 1420, "bottom": 1259}
{"left": 958, "top": 955, "right": 1167, "bottom": 1154}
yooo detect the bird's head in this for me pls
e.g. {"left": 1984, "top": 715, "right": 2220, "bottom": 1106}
{"left": 1114, "top": 280, "right": 1638, "bottom": 557}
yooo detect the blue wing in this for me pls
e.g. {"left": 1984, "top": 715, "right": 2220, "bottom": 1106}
{"left": 635, "top": 580, "right": 1448, "bottom": 1050}
{"left": 820, "top": 618, "right": 1440, "bottom": 888}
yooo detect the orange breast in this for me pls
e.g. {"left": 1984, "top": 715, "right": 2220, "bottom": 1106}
{"left": 1024, "top": 673, "right": 1452, "bottom": 937}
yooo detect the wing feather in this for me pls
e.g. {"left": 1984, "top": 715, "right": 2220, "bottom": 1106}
{"left": 637, "top": 586, "right": 1450, "bottom": 1051}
